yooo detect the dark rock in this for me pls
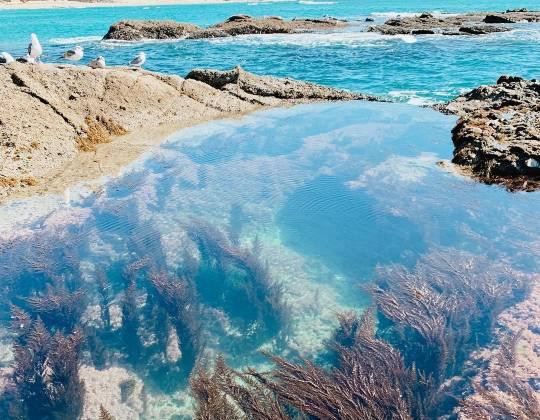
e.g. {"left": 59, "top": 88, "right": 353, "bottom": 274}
{"left": 438, "top": 76, "right": 540, "bottom": 191}
{"left": 368, "top": 11, "right": 540, "bottom": 36}
{"left": 497, "top": 75, "right": 525, "bottom": 84}
{"left": 104, "top": 16, "right": 347, "bottom": 41}
{"left": 459, "top": 25, "right": 510, "bottom": 35}
{"left": 412, "top": 29, "right": 435, "bottom": 34}
{"left": 507, "top": 8, "right": 528, "bottom": 13}
{"left": 484, "top": 14, "right": 515, "bottom": 23}
{"left": 365, "top": 17, "right": 374, "bottom": 22}
{"left": 103, "top": 20, "right": 201, "bottom": 41}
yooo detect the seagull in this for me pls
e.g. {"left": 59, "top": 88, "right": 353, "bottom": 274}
{"left": 129, "top": 52, "right": 146, "bottom": 68}
{"left": 0, "top": 52, "right": 14, "bottom": 64}
{"left": 88, "top": 56, "right": 106, "bottom": 69}
{"left": 16, "top": 54, "right": 35, "bottom": 64}
{"left": 62, "top": 46, "right": 84, "bottom": 62}
{"left": 28, "top": 33, "right": 43, "bottom": 61}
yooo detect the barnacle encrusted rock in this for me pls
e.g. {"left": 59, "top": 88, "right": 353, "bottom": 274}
{"left": 438, "top": 75, "right": 540, "bottom": 190}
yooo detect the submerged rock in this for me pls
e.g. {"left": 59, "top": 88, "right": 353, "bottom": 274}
{"left": 0, "top": 63, "right": 371, "bottom": 200}
{"left": 368, "top": 10, "right": 540, "bottom": 36}
{"left": 104, "top": 15, "right": 347, "bottom": 41}
{"left": 438, "top": 76, "right": 540, "bottom": 190}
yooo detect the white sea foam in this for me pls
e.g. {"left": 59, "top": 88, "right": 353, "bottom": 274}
{"left": 298, "top": 1, "right": 337, "bottom": 4}
{"left": 207, "top": 30, "right": 417, "bottom": 48}
{"left": 49, "top": 35, "right": 102, "bottom": 45}
{"left": 371, "top": 11, "right": 459, "bottom": 19}
{"left": 388, "top": 90, "right": 436, "bottom": 106}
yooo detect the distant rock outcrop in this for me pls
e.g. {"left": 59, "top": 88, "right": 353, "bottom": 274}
{"left": 0, "top": 63, "right": 371, "bottom": 199}
{"left": 103, "top": 15, "right": 347, "bottom": 41}
{"left": 438, "top": 76, "right": 540, "bottom": 190}
{"left": 368, "top": 10, "right": 540, "bottom": 36}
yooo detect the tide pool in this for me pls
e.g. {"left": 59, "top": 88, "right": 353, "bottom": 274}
{"left": 1, "top": 101, "right": 539, "bottom": 416}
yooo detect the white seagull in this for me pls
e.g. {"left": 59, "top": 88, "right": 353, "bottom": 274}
{"left": 129, "top": 52, "right": 146, "bottom": 68}
{"left": 62, "top": 46, "right": 84, "bottom": 62}
{"left": 88, "top": 56, "right": 106, "bottom": 69}
{"left": 0, "top": 52, "right": 15, "bottom": 64}
{"left": 28, "top": 33, "right": 43, "bottom": 61}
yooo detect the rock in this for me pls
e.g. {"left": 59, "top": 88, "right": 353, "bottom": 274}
{"left": 0, "top": 63, "right": 375, "bottom": 200}
{"left": 103, "top": 20, "right": 201, "bottom": 41}
{"left": 365, "top": 17, "right": 374, "bottom": 22}
{"left": 483, "top": 14, "right": 515, "bottom": 23}
{"left": 459, "top": 25, "right": 510, "bottom": 35}
{"left": 186, "top": 67, "right": 377, "bottom": 102}
{"left": 104, "top": 15, "right": 347, "bottom": 41}
{"left": 412, "top": 29, "right": 435, "bottom": 34}
{"left": 437, "top": 76, "right": 540, "bottom": 190}
{"left": 368, "top": 10, "right": 540, "bottom": 35}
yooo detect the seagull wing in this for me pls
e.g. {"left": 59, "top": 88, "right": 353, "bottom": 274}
{"left": 27, "top": 42, "right": 32, "bottom": 55}
{"left": 64, "top": 49, "right": 76, "bottom": 57}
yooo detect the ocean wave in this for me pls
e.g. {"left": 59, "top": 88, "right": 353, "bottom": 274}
{"left": 298, "top": 1, "right": 337, "bottom": 4}
{"left": 49, "top": 35, "right": 102, "bottom": 45}
{"left": 388, "top": 90, "right": 436, "bottom": 106}
{"left": 371, "top": 11, "right": 459, "bottom": 19}
{"left": 206, "top": 31, "right": 416, "bottom": 48}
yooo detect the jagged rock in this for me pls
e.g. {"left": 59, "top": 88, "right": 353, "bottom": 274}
{"left": 437, "top": 76, "right": 540, "bottom": 190}
{"left": 104, "top": 15, "right": 347, "bottom": 41}
{"left": 459, "top": 25, "right": 510, "bottom": 35}
{"left": 103, "top": 20, "right": 201, "bottom": 41}
{"left": 0, "top": 63, "right": 372, "bottom": 199}
{"left": 368, "top": 10, "right": 540, "bottom": 36}
{"left": 186, "top": 67, "right": 375, "bottom": 102}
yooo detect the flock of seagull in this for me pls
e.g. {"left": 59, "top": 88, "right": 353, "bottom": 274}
{"left": 0, "top": 33, "right": 147, "bottom": 69}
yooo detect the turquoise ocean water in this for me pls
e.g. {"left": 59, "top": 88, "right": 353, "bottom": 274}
{"left": 1, "top": 1, "right": 540, "bottom": 417}
{"left": 1, "top": 0, "right": 540, "bottom": 102}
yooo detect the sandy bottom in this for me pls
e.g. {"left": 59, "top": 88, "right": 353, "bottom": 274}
{"left": 0, "top": 0, "right": 265, "bottom": 10}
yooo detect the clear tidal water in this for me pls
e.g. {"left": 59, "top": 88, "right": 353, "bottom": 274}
{"left": 1, "top": 0, "right": 540, "bottom": 417}
{"left": 1, "top": 0, "right": 540, "bottom": 102}
{"left": 2, "top": 102, "right": 540, "bottom": 416}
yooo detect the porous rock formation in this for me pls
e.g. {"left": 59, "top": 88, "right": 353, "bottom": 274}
{"left": 0, "top": 63, "right": 371, "bottom": 199}
{"left": 103, "top": 15, "right": 347, "bottom": 41}
{"left": 368, "top": 10, "right": 540, "bottom": 36}
{"left": 438, "top": 75, "right": 540, "bottom": 190}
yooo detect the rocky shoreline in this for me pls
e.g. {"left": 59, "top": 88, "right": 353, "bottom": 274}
{"left": 103, "top": 15, "right": 347, "bottom": 41}
{"left": 368, "top": 9, "right": 540, "bottom": 36}
{"left": 0, "top": 63, "right": 372, "bottom": 201}
{"left": 438, "top": 75, "right": 540, "bottom": 191}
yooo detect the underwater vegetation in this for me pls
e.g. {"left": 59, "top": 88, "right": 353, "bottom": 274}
{"left": 0, "top": 203, "right": 292, "bottom": 417}
{"left": 459, "top": 332, "right": 540, "bottom": 419}
{"left": 187, "top": 221, "right": 289, "bottom": 352}
{"left": 190, "top": 250, "right": 535, "bottom": 420}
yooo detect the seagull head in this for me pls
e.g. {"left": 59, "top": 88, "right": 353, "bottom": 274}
{"left": 75, "top": 46, "right": 84, "bottom": 53}
{"left": 31, "top": 33, "right": 38, "bottom": 42}
{"left": 139, "top": 52, "right": 146, "bottom": 59}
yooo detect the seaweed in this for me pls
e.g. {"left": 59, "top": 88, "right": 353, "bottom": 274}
{"left": 190, "top": 355, "right": 289, "bottom": 420}
{"left": 23, "top": 284, "right": 86, "bottom": 333}
{"left": 149, "top": 273, "right": 203, "bottom": 373}
{"left": 191, "top": 310, "right": 416, "bottom": 420}
{"left": 9, "top": 315, "right": 85, "bottom": 419}
{"left": 121, "top": 280, "right": 143, "bottom": 365}
{"left": 99, "top": 405, "right": 115, "bottom": 420}
{"left": 459, "top": 333, "right": 540, "bottom": 419}
{"left": 370, "top": 251, "right": 529, "bottom": 409}
{"left": 187, "top": 222, "right": 288, "bottom": 347}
